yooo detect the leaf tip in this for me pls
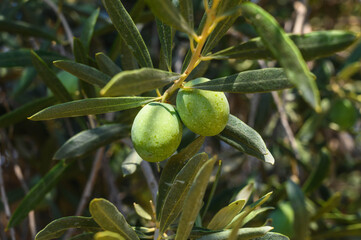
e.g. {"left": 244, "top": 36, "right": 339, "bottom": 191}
{"left": 265, "top": 152, "right": 275, "bottom": 165}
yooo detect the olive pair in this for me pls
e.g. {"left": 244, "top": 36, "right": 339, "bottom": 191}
{"left": 131, "top": 78, "right": 230, "bottom": 162}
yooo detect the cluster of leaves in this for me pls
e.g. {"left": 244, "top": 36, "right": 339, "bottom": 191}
{"left": 0, "top": 0, "right": 360, "bottom": 239}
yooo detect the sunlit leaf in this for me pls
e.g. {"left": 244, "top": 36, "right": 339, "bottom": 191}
{"left": 207, "top": 199, "right": 246, "bottom": 231}
{"left": 90, "top": 198, "right": 139, "bottom": 240}
{"left": 159, "top": 153, "right": 208, "bottom": 234}
{"left": 197, "top": 226, "right": 273, "bottom": 240}
{"left": 94, "top": 231, "right": 126, "bottom": 240}
{"left": 134, "top": 203, "right": 152, "bottom": 220}
{"left": 156, "top": 19, "right": 173, "bottom": 71}
{"left": 35, "top": 216, "right": 101, "bottom": 240}
{"left": 156, "top": 136, "right": 205, "bottom": 219}
{"left": 175, "top": 157, "right": 217, "bottom": 240}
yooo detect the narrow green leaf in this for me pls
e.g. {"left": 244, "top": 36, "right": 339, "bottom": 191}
{"left": 103, "top": 0, "right": 153, "bottom": 68}
{"left": 7, "top": 160, "right": 70, "bottom": 228}
{"left": 234, "top": 182, "right": 254, "bottom": 202}
{"left": 217, "top": 114, "right": 275, "bottom": 164}
{"left": 302, "top": 148, "right": 331, "bottom": 193}
{"left": 156, "top": 136, "right": 205, "bottom": 219}
{"left": 29, "top": 96, "right": 156, "bottom": 120}
{"left": 31, "top": 51, "right": 73, "bottom": 103}
{"left": 0, "top": 49, "right": 67, "bottom": 68}
{"left": 202, "top": 0, "right": 243, "bottom": 55}
{"left": 101, "top": 68, "right": 180, "bottom": 97}
{"left": 73, "top": 38, "right": 97, "bottom": 98}
{"left": 159, "top": 152, "right": 209, "bottom": 234}
{"left": 0, "top": 96, "right": 57, "bottom": 128}
{"left": 35, "top": 216, "right": 101, "bottom": 240}
{"left": 286, "top": 180, "right": 309, "bottom": 240}
{"left": 207, "top": 199, "right": 246, "bottom": 230}
{"left": 252, "top": 232, "right": 290, "bottom": 240}
{"left": 240, "top": 2, "right": 320, "bottom": 111}
{"left": 145, "top": 0, "right": 194, "bottom": 36}
{"left": 89, "top": 198, "right": 140, "bottom": 240}
{"left": 201, "top": 160, "right": 222, "bottom": 220}
{"left": 95, "top": 231, "right": 126, "bottom": 240}
{"left": 241, "top": 207, "right": 274, "bottom": 227}
{"left": 196, "top": 226, "right": 273, "bottom": 240}
{"left": 156, "top": 19, "right": 173, "bottom": 71}
{"left": 312, "top": 223, "right": 361, "bottom": 240}
{"left": 73, "top": 37, "right": 89, "bottom": 64}
{"left": 54, "top": 60, "right": 110, "bottom": 88}
{"left": 175, "top": 157, "right": 217, "bottom": 240}
{"left": 311, "top": 192, "right": 341, "bottom": 221}
{"left": 190, "top": 68, "right": 294, "bottom": 93}
{"left": 179, "top": 0, "right": 194, "bottom": 29}
{"left": 211, "top": 30, "right": 358, "bottom": 61}
{"left": 96, "top": 52, "right": 122, "bottom": 76}
{"left": 54, "top": 124, "right": 129, "bottom": 160}
{"left": 0, "top": 18, "right": 56, "bottom": 40}
{"left": 134, "top": 203, "right": 152, "bottom": 220}
{"left": 81, "top": 8, "right": 100, "bottom": 51}
{"left": 226, "top": 192, "right": 273, "bottom": 229}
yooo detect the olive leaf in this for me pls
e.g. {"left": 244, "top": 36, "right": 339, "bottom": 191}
{"left": 29, "top": 97, "right": 156, "bottom": 120}
{"left": 190, "top": 68, "right": 294, "bottom": 93}
{"left": 101, "top": 68, "right": 180, "bottom": 97}
{"left": 217, "top": 115, "right": 275, "bottom": 164}
{"left": 89, "top": 198, "right": 139, "bottom": 240}
{"left": 156, "top": 136, "right": 205, "bottom": 219}
{"left": 54, "top": 124, "right": 129, "bottom": 160}
{"left": 210, "top": 30, "right": 358, "bottom": 61}
{"left": 35, "top": 216, "right": 101, "bottom": 240}
{"left": 240, "top": 2, "right": 320, "bottom": 111}
{"left": 159, "top": 153, "right": 209, "bottom": 234}
{"left": 54, "top": 60, "right": 111, "bottom": 88}
{"left": 103, "top": 0, "right": 153, "bottom": 68}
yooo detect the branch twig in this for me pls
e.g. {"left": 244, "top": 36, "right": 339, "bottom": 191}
{"left": 43, "top": 0, "right": 74, "bottom": 50}
{"left": 140, "top": 161, "right": 158, "bottom": 205}
{"left": 0, "top": 156, "right": 16, "bottom": 240}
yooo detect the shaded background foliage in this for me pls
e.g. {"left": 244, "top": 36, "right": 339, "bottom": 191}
{"left": 0, "top": 0, "right": 360, "bottom": 239}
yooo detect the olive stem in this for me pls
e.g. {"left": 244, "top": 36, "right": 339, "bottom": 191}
{"left": 161, "top": 0, "right": 221, "bottom": 103}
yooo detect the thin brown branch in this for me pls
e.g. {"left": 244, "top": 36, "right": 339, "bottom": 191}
{"left": 140, "top": 161, "right": 158, "bottom": 205}
{"left": 0, "top": 157, "right": 16, "bottom": 240}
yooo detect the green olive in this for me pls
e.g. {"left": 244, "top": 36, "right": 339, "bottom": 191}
{"left": 131, "top": 102, "right": 183, "bottom": 162}
{"left": 176, "top": 78, "right": 230, "bottom": 136}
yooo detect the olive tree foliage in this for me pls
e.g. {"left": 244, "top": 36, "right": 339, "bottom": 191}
{"left": 0, "top": 0, "right": 359, "bottom": 239}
